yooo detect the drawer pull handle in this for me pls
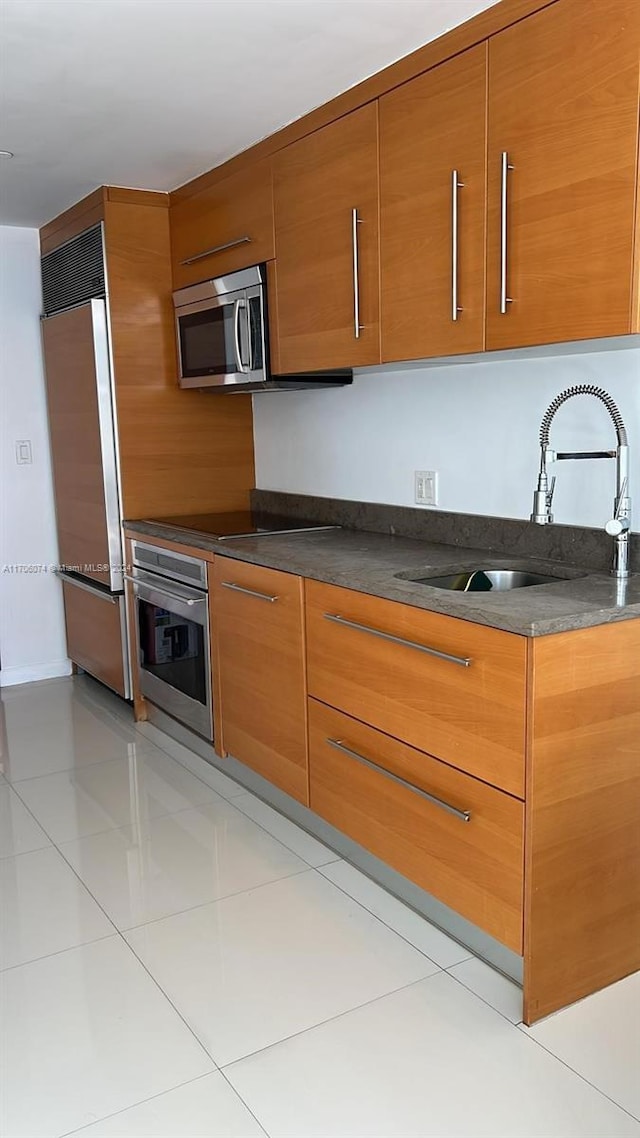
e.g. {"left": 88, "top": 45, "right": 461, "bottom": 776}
{"left": 222, "top": 581, "right": 278, "bottom": 603}
{"left": 326, "top": 738, "right": 471, "bottom": 823}
{"left": 180, "top": 236, "right": 252, "bottom": 266}
{"left": 323, "top": 613, "right": 472, "bottom": 667}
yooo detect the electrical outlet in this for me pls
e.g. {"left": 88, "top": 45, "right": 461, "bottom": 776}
{"left": 415, "top": 470, "right": 438, "bottom": 506}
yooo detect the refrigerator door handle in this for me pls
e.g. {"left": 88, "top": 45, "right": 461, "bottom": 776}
{"left": 88, "top": 297, "right": 124, "bottom": 593}
{"left": 54, "top": 570, "right": 119, "bottom": 602}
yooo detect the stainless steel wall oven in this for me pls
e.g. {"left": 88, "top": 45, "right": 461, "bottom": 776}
{"left": 127, "top": 541, "right": 213, "bottom": 740}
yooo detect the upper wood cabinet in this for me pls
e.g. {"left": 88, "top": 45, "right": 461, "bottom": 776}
{"left": 170, "top": 158, "right": 275, "bottom": 289}
{"left": 379, "top": 44, "right": 488, "bottom": 362}
{"left": 272, "top": 104, "right": 380, "bottom": 373}
{"left": 485, "top": 0, "right": 640, "bottom": 350}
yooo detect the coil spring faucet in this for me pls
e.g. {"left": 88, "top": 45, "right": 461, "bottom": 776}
{"left": 531, "top": 384, "right": 632, "bottom": 579}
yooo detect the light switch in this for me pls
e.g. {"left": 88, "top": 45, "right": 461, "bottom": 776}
{"left": 16, "top": 440, "right": 32, "bottom": 465}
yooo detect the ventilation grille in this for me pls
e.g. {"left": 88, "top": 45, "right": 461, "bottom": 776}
{"left": 41, "top": 223, "right": 106, "bottom": 315}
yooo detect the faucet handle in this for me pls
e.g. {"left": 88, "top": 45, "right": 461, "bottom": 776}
{"left": 546, "top": 476, "right": 556, "bottom": 512}
{"left": 605, "top": 517, "right": 630, "bottom": 537}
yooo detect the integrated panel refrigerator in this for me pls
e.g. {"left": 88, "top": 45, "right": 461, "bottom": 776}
{"left": 41, "top": 230, "right": 130, "bottom": 698}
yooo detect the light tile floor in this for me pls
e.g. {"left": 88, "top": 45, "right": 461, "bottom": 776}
{"left": 1, "top": 675, "right": 638, "bottom": 1138}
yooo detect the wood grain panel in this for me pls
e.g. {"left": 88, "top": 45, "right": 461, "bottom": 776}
{"left": 380, "top": 44, "right": 488, "bottom": 361}
{"left": 524, "top": 620, "right": 640, "bottom": 1023}
{"left": 213, "top": 558, "right": 308, "bottom": 803}
{"left": 309, "top": 700, "right": 524, "bottom": 951}
{"left": 62, "top": 580, "right": 126, "bottom": 696}
{"left": 40, "top": 188, "right": 105, "bottom": 255}
{"left": 486, "top": 0, "right": 640, "bottom": 349}
{"left": 306, "top": 580, "right": 527, "bottom": 796}
{"left": 272, "top": 104, "right": 380, "bottom": 372}
{"left": 170, "top": 158, "right": 274, "bottom": 289}
{"left": 207, "top": 559, "right": 226, "bottom": 758}
{"left": 171, "top": 0, "right": 557, "bottom": 205}
{"left": 103, "top": 198, "right": 255, "bottom": 518}
{"left": 41, "top": 304, "right": 112, "bottom": 586}
{"left": 106, "top": 187, "right": 168, "bottom": 208}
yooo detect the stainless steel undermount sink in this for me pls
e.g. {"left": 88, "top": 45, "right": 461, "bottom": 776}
{"left": 403, "top": 569, "right": 579, "bottom": 592}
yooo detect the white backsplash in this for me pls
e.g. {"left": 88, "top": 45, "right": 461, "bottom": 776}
{"left": 254, "top": 344, "right": 640, "bottom": 530}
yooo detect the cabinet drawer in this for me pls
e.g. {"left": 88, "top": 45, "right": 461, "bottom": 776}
{"left": 309, "top": 700, "right": 524, "bottom": 952}
{"left": 306, "top": 580, "right": 526, "bottom": 797}
{"left": 62, "top": 579, "right": 127, "bottom": 697}
{"left": 212, "top": 558, "right": 308, "bottom": 803}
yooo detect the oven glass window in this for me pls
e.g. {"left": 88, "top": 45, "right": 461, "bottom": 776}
{"left": 178, "top": 303, "right": 239, "bottom": 378}
{"left": 137, "top": 599, "right": 206, "bottom": 704}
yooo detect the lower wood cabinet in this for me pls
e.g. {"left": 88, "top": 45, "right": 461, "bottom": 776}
{"left": 212, "top": 558, "right": 308, "bottom": 803}
{"left": 62, "top": 578, "right": 128, "bottom": 697}
{"left": 305, "top": 579, "right": 527, "bottom": 798}
{"left": 309, "top": 699, "right": 524, "bottom": 952}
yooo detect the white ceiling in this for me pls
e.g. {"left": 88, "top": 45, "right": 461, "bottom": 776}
{"left": 0, "top": 0, "right": 499, "bottom": 228}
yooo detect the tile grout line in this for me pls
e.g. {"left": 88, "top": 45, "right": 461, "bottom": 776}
{"left": 119, "top": 866, "right": 315, "bottom": 935}
{"left": 516, "top": 1029, "right": 640, "bottom": 1126}
{"left": 218, "top": 1068, "right": 271, "bottom": 1138}
{"left": 220, "top": 971, "right": 450, "bottom": 1073}
{"left": 5, "top": 780, "right": 218, "bottom": 1077}
{"left": 57, "top": 1069, "right": 272, "bottom": 1138}
{"left": 56, "top": 1072, "right": 216, "bottom": 1138}
{"left": 135, "top": 721, "right": 348, "bottom": 871}
{"left": 315, "top": 862, "right": 472, "bottom": 971}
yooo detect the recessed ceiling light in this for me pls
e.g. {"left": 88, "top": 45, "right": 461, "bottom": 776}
{"left": 0, "top": 151, "right": 14, "bottom": 159}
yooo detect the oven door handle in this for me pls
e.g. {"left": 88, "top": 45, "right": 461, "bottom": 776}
{"left": 124, "top": 575, "right": 204, "bottom": 607}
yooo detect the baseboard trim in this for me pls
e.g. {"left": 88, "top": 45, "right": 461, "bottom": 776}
{"left": 0, "top": 659, "right": 73, "bottom": 688}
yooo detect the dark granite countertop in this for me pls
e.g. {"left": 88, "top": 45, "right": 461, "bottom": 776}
{"left": 125, "top": 519, "right": 640, "bottom": 637}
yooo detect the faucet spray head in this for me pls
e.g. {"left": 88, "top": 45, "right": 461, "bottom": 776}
{"left": 531, "top": 451, "right": 555, "bottom": 524}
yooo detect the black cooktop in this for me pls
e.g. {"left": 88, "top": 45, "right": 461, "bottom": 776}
{"left": 147, "top": 511, "right": 337, "bottom": 541}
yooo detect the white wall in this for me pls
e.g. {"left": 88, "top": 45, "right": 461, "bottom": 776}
{"left": 254, "top": 346, "right": 640, "bottom": 530}
{"left": 0, "top": 226, "right": 70, "bottom": 686}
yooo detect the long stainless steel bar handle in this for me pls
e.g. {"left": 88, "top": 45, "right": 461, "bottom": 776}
{"left": 323, "top": 613, "right": 472, "bottom": 667}
{"left": 222, "top": 581, "right": 278, "bottom": 603}
{"left": 123, "top": 574, "right": 203, "bottom": 607}
{"left": 451, "top": 170, "right": 464, "bottom": 321}
{"left": 180, "top": 236, "right": 252, "bottom": 266}
{"left": 500, "top": 152, "right": 514, "bottom": 314}
{"left": 351, "top": 207, "right": 363, "bottom": 340}
{"left": 55, "top": 570, "right": 119, "bottom": 604}
{"left": 327, "top": 738, "right": 471, "bottom": 823}
{"left": 233, "top": 299, "right": 249, "bottom": 374}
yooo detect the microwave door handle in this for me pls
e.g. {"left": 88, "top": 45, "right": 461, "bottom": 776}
{"left": 233, "top": 299, "right": 250, "bottom": 374}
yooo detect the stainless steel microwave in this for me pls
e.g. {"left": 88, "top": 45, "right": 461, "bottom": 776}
{"left": 173, "top": 264, "right": 352, "bottom": 394}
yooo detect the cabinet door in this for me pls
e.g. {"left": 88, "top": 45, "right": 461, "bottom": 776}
{"left": 62, "top": 579, "right": 127, "bottom": 697}
{"left": 486, "top": 0, "right": 640, "bottom": 350}
{"left": 212, "top": 559, "right": 308, "bottom": 803}
{"left": 272, "top": 104, "right": 380, "bottom": 372}
{"left": 41, "top": 301, "right": 120, "bottom": 590}
{"left": 170, "top": 158, "right": 274, "bottom": 289}
{"left": 380, "top": 45, "right": 487, "bottom": 361}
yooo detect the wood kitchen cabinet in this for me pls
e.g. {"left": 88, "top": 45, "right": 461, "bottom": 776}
{"left": 304, "top": 578, "right": 640, "bottom": 1024}
{"left": 212, "top": 558, "right": 309, "bottom": 803}
{"left": 379, "top": 44, "right": 488, "bottom": 361}
{"left": 485, "top": 0, "right": 640, "bottom": 349}
{"left": 309, "top": 699, "right": 524, "bottom": 952}
{"left": 305, "top": 579, "right": 527, "bottom": 797}
{"left": 170, "top": 158, "right": 275, "bottom": 290}
{"left": 272, "top": 104, "right": 380, "bottom": 373}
